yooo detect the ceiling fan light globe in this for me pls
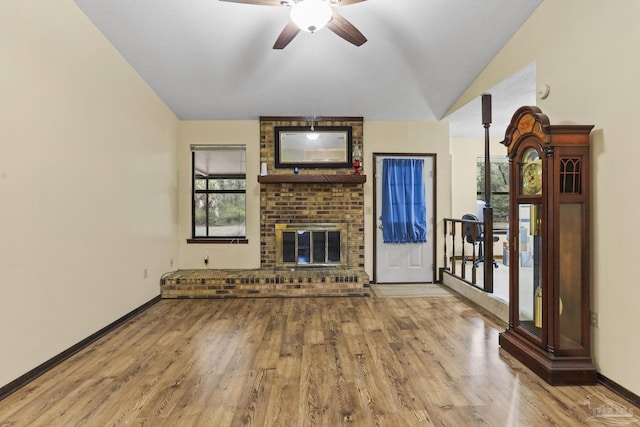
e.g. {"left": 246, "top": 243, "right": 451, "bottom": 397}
{"left": 290, "top": 0, "right": 332, "bottom": 33}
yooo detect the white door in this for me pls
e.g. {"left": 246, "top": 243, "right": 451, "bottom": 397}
{"left": 375, "top": 155, "right": 435, "bottom": 283}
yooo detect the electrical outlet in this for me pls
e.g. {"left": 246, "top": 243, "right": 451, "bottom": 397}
{"left": 170, "top": 258, "right": 174, "bottom": 267}
{"left": 144, "top": 268, "right": 148, "bottom": 279}
{"left": 590, "top": 311, "right": 599, "bottom": 328}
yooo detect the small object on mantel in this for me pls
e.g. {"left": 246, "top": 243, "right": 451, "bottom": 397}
{"left": 352, "top": 146, "right": 363, "bottom": 175}
{"left": 260, "top": 162, "right": 268, "bottom": 176}
{"left": 352, "top": 159, "right": 362, "bottom": 175}
{"left": 294, "top": 166, "right": 299, "bottom": 174}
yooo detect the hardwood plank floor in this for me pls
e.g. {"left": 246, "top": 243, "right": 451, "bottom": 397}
{"left": 0, "top": 295, "right": 634, "bottom": 426}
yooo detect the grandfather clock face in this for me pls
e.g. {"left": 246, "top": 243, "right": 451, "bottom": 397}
{"left": 521, "top": 148, "right": 542, "bottom": 195}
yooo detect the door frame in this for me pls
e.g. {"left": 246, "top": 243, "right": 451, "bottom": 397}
{"left": 372, "top": 152, "right": 438, "bottom": 284}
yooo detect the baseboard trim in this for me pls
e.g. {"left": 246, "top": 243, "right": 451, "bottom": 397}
{"left": 0, "top": 295, "right": 161, "bottom": 401}
{"left": 598, "top": 373, "right": 640, "bottom": 409}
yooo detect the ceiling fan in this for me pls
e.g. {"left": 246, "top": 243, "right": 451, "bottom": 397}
{"left": 220, "top": 0, "right": 368, "bottom": 49}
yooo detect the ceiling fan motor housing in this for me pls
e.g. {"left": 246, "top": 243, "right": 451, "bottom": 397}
{"left": 220, "top": 0, "right": 367, "bottom": 49}
{"left": 290, "top": 0, "right": 333, "bottom": 33}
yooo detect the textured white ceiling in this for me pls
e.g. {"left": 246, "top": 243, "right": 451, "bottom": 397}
{"left": 73, "top": 0, "right": 541, "bottom": 133}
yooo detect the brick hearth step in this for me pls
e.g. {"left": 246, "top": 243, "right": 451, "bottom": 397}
{"left": 161, "top": 268, "right": 370, "bottom": 298}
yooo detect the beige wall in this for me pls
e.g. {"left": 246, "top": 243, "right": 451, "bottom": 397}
{"left": 177, "top": 121, "right": 261, "bottom": 269}
{"left": 0, "top": 1, "right": 179, "bottom": 387}
{"left": 452, "top": 0, "right": 640, "bottom": 394}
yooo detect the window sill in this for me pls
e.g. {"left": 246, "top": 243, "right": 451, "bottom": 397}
{"left": 187, "top": 238, "right": 248, "bottom": 244}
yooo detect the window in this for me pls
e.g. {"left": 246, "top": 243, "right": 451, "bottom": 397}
{"left": 477, "top": 156, "right": 509, "bottom": 228}
{"left": 190, "top": 145, "right": 247, "bottom": 242}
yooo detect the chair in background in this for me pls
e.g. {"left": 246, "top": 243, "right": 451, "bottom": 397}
{"left": 462, "top": 213, "right": 499, "bottom": 268}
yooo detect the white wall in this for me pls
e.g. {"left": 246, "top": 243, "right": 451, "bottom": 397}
{"left": 0, "top": 1, "right": 178, "bottom": 387}
{"left": 452, "top": 0, "right": 640, "bottom": 394}
{"left": 177, "top": 121, "right": 261, "bottom": 269}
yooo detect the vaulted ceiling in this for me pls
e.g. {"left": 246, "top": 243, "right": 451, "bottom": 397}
{"left": 73, "top": 0, "right": 542, "bottom": 137}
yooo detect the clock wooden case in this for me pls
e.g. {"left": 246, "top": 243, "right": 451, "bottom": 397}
{"left": 498, "top": 106, "right": 597, "bottom": 385}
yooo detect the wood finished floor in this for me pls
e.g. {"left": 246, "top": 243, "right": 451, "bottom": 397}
{"left": 0, "top": 295, "right": 631, "bottom": 426}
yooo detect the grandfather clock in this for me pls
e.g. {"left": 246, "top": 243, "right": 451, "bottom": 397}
{"left": 498, "top": 106, "right": 597, "bottom": 385}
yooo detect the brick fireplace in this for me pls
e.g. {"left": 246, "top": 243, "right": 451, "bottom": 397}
{"left": 255, "top": 116, "right": 370, "bottom": 296}
{"left": 259, "top": 117, "right": 366, "bottom": 270}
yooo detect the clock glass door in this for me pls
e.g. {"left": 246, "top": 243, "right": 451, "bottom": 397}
{"left": 517, "top": 203, "right": 543, "bottom": 339}
{"left": 556, "top": 154, "right": 587, "bottom": 352}
{"left": 558, "top": 203, "right": 583, "bottom": 348}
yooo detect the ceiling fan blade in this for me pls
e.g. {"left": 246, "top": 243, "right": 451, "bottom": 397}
{"left": 219, "top": 0, "right": 283, "bottom": 6}
{"left": 273, "top": 21, "right": 301, "bottom": 49}
{"left": 330, "top": 0, "right": 366, "bottom": 6}
{"left": 326, "top": 11, "right": 367, "bottom": 46}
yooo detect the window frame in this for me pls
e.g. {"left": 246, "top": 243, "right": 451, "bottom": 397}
{"left": 187, "top": 146, "right": 248, "bottom": 244}
{"left": 476, "top": 156, "right": 510, "bottom": 229}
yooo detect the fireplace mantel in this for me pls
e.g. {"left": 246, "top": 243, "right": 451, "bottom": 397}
{"left": 258, "top": 174, "right": 366, "bottom": 184}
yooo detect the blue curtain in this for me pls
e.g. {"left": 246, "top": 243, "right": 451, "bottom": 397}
{"left": 382, "top": 158, "right": 427, "bottom": 243}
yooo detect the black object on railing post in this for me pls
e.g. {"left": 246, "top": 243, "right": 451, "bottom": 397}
{"left": 482, "top": 94, "right": 494, "bottom": 293}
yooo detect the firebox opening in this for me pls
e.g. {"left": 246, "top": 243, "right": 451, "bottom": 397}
{"left": 276, "top": 223, "right": 347, "bottom": 269}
